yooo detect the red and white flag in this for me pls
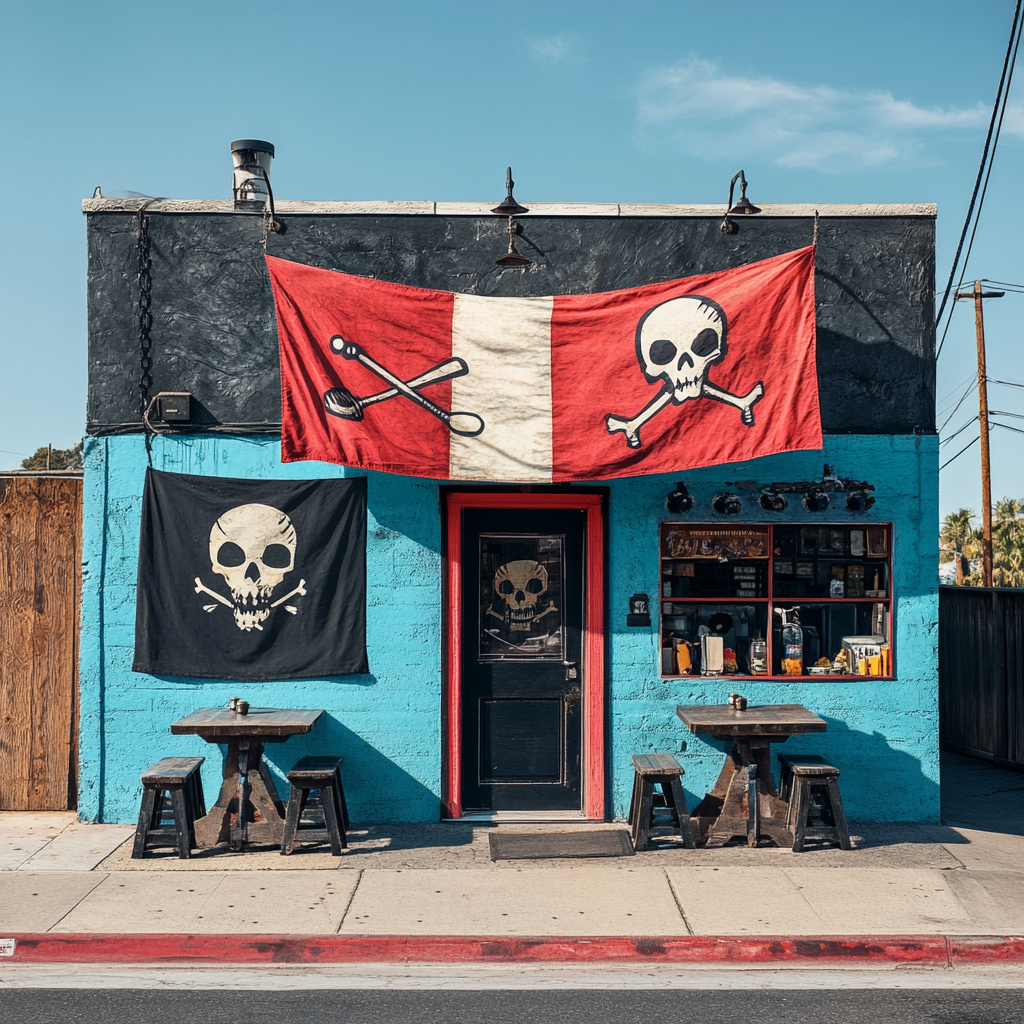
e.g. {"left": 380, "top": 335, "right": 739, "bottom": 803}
{"left": 267, "top": 247, "right": 821, "bottom": 481}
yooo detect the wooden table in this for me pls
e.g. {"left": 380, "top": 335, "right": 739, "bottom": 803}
{"left": 171, "top": 707, "right": 324, "bottom": 849}
{"left": 676, "top": 703, "right": 827, "bottom": 848}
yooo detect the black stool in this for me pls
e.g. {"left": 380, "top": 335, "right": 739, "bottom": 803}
{"left": 132, "top": 756, "right": 206, "bottom": 859}
{"left": 280, "top": 756, "right": 349, "bottom": 855}
{"left": 778, "top": 753, "right": 852, "bottom": 852}
{"left": 628, "top": 753, "right": 695, "bottom": 851}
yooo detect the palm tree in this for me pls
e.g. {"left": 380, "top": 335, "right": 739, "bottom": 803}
{"left": 993, "top": 498, "right": 1024, "bottom": 587}
{"left": 1001, "top": 548, "right": 1024, "bottom": 588}
{"left": 940, "top": 508, "right": 979, "bottom": 586}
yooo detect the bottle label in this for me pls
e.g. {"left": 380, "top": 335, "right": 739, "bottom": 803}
{"left": 784, "top": 643, "right": 802, "bottom": 659}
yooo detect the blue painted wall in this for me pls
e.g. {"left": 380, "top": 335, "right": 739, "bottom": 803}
{"left": 607, "top": 434, "right": 940, "bottom": 824}
{"left": 79, "top": 432, "right": 939, "bottom": 825}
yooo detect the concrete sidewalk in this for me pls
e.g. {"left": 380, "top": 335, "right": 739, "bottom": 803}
{"left": 1, "top": 752, "right": 1021, "bottom": 960}
{"left": 3, "top": 841, "right": 1022, "bottom": 937}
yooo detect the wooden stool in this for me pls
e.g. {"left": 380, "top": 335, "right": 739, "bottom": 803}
{"left": 628, "top": 753, "right": 695, "bottom": 851}
{"left": 132, "top": 756, "right": 206, "bottom": 859}
{"left": 778, "top": 753, "right": 852, "bottom": 852}
{"left": 280, "top": 756, "right": 349, "bottom": 855}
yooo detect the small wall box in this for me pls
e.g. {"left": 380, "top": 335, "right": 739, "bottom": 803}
{"left": 156, "top": 393, "right": 192, "bottom": 423}
{"left": 627, "top": 593, "right": 651, "bottom": 627}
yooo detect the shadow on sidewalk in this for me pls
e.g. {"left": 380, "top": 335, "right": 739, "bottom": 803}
{"left": 940, "top": 749, "right": 1024, "bottom": 836}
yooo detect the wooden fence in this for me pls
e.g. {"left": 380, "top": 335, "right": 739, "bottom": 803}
{"left": 939, "top": 584, "right": 1024, "bottom": 770}
{"left": 0, "top": 473, "right": 82, "bottom": 809}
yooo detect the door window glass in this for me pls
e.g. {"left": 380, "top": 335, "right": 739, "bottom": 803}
{"left": 479, "top": 534, "right": 565, "bottom": 660}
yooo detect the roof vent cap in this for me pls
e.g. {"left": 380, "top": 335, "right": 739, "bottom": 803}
{"left": 231, "top": 139, "right": 275, "bottom": 208}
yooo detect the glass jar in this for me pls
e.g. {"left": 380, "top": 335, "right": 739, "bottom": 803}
{"left": 750, "top": 634, "right": 768, "bottom": 675}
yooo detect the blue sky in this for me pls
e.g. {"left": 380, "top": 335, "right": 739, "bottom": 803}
{"left": 1, "top": 0, "right": 1021, "bottom": 522}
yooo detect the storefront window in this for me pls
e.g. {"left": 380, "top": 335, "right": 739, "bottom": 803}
{"left": 660, "top": 523, "right": 892, "bottom": 679}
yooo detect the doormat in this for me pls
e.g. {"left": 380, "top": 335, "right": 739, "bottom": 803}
{"left": 488, "top": 829, "right": 634, "bottom": 861}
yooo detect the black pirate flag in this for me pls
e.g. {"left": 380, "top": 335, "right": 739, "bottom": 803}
{"left": 133, "top": 469, "right": 367, "bottom": 681}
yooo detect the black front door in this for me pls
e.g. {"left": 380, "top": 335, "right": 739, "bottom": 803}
{"left": 461, "top": 507, "right": 585, "bottom": 812}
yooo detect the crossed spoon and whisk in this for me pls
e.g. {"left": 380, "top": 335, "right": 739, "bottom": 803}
{"left": 323, "top": 337, "right": 485, "bottom": 438}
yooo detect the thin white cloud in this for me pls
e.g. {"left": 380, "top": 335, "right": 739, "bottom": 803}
{"left": 528, "top": 36, "right": 577, "bottom": 64}
{"left": 999, "top": 101, "right": 1024, "bottom": 138}
{"left": 636, "top": 58, "right": 997, "bottom": 171}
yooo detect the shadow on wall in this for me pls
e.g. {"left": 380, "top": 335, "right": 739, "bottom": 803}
{"left": 152, "top": 673, "right": 378, "bottom": 689}
{"left": 366, "top": 472, "right": 442, "bottom": 556}
{"left": 809, "top": 716, "right": 940, "bottom": 823}
{"left": 674, "top": 716, "right": 941, "bottom": 824}
{"left": 264, "top": 715, "right": 440, "bottom": 823}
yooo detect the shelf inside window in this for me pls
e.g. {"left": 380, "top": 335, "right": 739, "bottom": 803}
{"left": 659, "top": 522, "right": 893, "bottom": 680}
{"left": 658, "top": 673, "right": 895, "bottom": 682}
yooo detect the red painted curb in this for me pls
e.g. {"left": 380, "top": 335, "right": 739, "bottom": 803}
{"left": 5, "top": 933, "right": 1022, "bottom": 965}
{"left": 949, "top": 935, "right": 1024, "bottom": 964}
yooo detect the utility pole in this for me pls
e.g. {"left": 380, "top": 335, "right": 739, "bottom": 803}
{"left": 955, "top": 281, "right": 1003, "bottom": 587}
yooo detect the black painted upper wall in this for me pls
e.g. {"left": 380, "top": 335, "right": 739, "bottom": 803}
{"left": 85, "top": 204, "right": 936, "bottom": 434}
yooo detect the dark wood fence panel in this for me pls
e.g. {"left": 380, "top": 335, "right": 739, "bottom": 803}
{"left": 0, "top": 475, "right": 82, "bottom": 809}
{"left": 939, "top": 585, "right": 1024, "bottom": 769}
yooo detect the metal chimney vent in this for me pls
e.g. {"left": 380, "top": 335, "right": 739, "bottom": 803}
{"left": 231, "top": 139, "right": 275, "bottom": 209}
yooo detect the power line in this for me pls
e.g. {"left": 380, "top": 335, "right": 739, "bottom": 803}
{"left": 993, "top": 421, "right": 1024, "bottom": 435}
{"left": 940, "top": 434, "right": 981, "bottom": 471}
{"left": 935, "top": 0, "right": 1024, "bottom": 358}
{"left": 935, "top": 0, "right": 1023, "bottom": 328}
{"left": 990, "top": 378, "right": 1024, "bottom": 389}
{"left": 937, "top": 371, "right": 979, "bottom": 408}
{"left": 938, "top": 379, "right": 978, "bottom": 433}
{"left": 941, "top": 415, "right": 980, "bottom": 446}
{"left": 981, "top": 278, "right": 1024, "bottom": 292}
{"left": 937, "top": 63, "right": 1024, "bottom": 359}
{"left": 989, "top": 368, "right": 1024, "bottom": 385}
{"left": 991, "top": 409, "right": 1024, "bottom": 420}
{"left": 935, "top": 304, "right": 957, "bottom": 360}
{"left": 953, "top": 19, "right": 1024, "bottom": 298}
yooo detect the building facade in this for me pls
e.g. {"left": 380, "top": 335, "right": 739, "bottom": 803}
{"left": 78, "top": 184, "right": 939, "bottom": 825}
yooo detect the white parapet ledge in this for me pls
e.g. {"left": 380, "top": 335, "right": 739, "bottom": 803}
{"left": 82, "top": 198, "right": 937, "bottom": 217}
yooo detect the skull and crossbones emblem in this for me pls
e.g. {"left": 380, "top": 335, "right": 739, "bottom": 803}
{"left": 486, "top": 559, "right": 559, "bottom": 634}
{"left": 605, "top": 296, "right": 765, "bottom": 449}
{"left": 193, "top": 504, "right": 308, "bottom": 631}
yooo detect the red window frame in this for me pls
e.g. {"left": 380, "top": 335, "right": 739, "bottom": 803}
{"left": 659, "top": 521, "right": 894, "bottom": 680}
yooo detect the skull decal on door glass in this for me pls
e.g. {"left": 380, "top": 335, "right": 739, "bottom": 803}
{"left": 480, "top": 536, "right": 564, "bottom": 659}
{"left": 493, "top": 560, "right": 552, "bottom": 630}
{"left": 193, "top": 504, "right": 309, "bottom": 631}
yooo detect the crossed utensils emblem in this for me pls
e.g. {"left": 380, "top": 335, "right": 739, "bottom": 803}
{"left": 322, "top": 336, "right": 485, "bottom": 437}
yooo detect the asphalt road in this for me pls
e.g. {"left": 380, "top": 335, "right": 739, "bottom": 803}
{"left": 4, "top": 988, "right": 1022, "bottom": 1024}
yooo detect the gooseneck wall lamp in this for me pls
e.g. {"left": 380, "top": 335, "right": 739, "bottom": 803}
{"left": 720, "top": 170, "right": 761, "bottom": 234}
{"left": 493, "top": 167, "right": 533, "bottom": 267}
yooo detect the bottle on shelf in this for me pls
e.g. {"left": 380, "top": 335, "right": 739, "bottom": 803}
{"left": 781, "top": 609, "right": 803, "bottom": 676}
{"left": 749, "top": 633, "right": 768, "bottom": 675}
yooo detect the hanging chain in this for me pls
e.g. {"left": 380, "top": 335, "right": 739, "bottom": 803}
{"left": 262, "top": 200, "right": 273, "bottom": 251}
{"left": 136, "top": 204, "right": 154, "bottom": 420}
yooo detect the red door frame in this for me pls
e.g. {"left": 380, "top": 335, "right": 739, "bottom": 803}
{"left": 443, "top": 492, "right": 606, "bottom": 820}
